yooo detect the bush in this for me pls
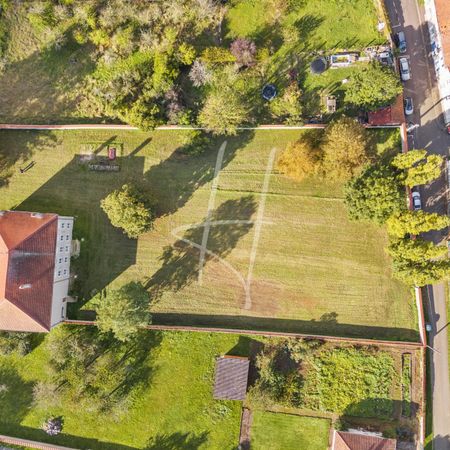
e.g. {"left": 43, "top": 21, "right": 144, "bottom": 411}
{"left": 269, "top": 83, "right": 303, "bottom": 125}
{"left": 101, "top": 184, "right": 154, "bottom": 238}
{"left": 230, "top": 38, "right": 256, "bottom": 67}
{"left": 0, "top": 332, "right": 32, "bottom": 356}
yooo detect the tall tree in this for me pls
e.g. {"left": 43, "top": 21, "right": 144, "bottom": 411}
{"left": 392, "top": 258, "right": 450, "bottom": 287}
{"left": 96, "top": 282, "right": 151, "bottom": 342}
{"left": 392, "top": 149, "right": 426, "bottom": 170}
{"left": 404, "top": 154, "right": 443, "bottom": 187}
{"left": 101, "top": 184, "right": 154, "bottom": 239}
{"left": 321, "top": 118, "right": 370, "bottom": 181}
{"left": 387, "top": 238, "right": 448, "bottom": 262}
{"left": 344, "top": 163, "right": 404, "bottom": 224}
{"left": 277, "top": 139, "right": 321, "bottom": 181}
{"left": 386, "top": 210, "right": 450, "bottom": 238}
{"left": 345, "top": 62, "right": 402, "bottom": 110}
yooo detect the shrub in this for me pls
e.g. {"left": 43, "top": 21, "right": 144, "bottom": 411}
{"left": 230, "top": 38, "right": 256, "bottom": 67}
{"left": 269, "top": 83, "right": 303, "bottom": 124}
{"left": 201, "top": 47, "right": 236, "bottom": 65}
{"left": 0, "top": 332, "right": 32, "bottom": 356}
{"left": 189, "top": 59, "right": 212, "bottom": 87}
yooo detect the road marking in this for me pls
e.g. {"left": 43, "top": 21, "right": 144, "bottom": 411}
{"left": 198, "top": 141, "right": 227, "bottom": 285}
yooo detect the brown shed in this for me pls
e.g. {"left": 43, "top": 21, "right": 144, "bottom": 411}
{"left": 213, "top": 356, "right": 250, "bottom": 401}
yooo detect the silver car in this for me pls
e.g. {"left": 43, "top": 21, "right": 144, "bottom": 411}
{"left": 412, "top": 191, "right": 421, "bottom": 210}
{"left": 404, "top": 97, "right": 414, "bottom": 115}
{"left": 399, "top": 57, "right": 411, "bottom": 81}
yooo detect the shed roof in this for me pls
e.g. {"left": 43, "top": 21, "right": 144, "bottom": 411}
{"left": 0, "top": 210, "right": 58, "bottom": 332}
{"left": 333, "top": 430, "right": 396, "bottom": 450}
{"left": 213, "top": 356, "right": 250, "bottom": 401}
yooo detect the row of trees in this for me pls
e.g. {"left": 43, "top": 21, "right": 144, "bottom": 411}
{"left": 277, "top": 118, "right": 372, "bottom": 182}
{"left": 345, "top": 149, "right": 449, "bottom": 286}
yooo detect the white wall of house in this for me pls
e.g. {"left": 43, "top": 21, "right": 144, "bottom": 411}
{"left": 425, "top": 0, "right": 450, "bottom": 124}
{"left": 50, "top": 216, "right": 74, "bottom": 327}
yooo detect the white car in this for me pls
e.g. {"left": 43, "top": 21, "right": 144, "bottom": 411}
{"left": 404, "top": 97, "right": 414, "bottom": 116}
{"left": 412, "top": 191, "right": 421, "bottom": 210}
{"left": 399, "top": 57, "right": 411, "bottom": 81}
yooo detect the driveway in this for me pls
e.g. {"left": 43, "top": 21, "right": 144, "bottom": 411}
{"left": 384, "top": 0, "right": 450, "bottom": 449}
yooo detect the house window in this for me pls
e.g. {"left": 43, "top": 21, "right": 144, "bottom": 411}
{"left": 64, "top": 257, "right": 68, "bottom": 263}
{"left": 61, "top": 307, "right": 65, "bottom": 318}
{"left": 58, "top": 258, "right": 62, "bottom": 264}
{"left": 57, "top": 270, "right": 61, "bottom": 276}
{"left": 59, "top": 247, "right": 63, "bottom": 252}
{"left": 61, "top": 223, "right": 65, "bottom": 229}
{"left": 65, "top": 246, "right": 69, "bottom": 252}
{"left": 63, "top": 269, "right": 67, "bottom": 275}
{"left": 60, "top": 235, "right": 64, "bottom": 241}
{"left": 66, "top": 235, "right": 69, "bottom": 240}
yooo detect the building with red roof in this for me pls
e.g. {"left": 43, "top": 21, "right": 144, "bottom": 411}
{"left": 332, "top": 430, "right": 396, "bottom": 450}
{"left": 0, "top": 210, "right": 74, "bottom": 332}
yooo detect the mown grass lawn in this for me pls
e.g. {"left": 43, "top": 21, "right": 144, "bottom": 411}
{"left": 250, "top": 411, "right": 330, "bottom": 450}
{"left": 0, "top": 129, "right": 416, "bottom": 339}
{"left": 0, "top": 331, "right": 245, "bottom": 450}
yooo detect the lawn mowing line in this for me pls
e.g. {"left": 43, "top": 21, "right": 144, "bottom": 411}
{"left": 245, "top": 148, "right": 277, "bottom": 310}
{"left": 214, "top": 187, "right": 344, "bottom": 201}
{"left": 198, "top": 140, "right": 227, "bottom": 285}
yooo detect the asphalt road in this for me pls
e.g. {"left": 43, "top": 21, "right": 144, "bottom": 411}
{"left": 384, "top": 0, "right": 450, "bottom": 448}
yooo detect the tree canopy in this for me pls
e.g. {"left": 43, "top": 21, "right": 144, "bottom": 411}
{"left": 96, "top": 282, "right": 151, "bottom": 342}
{"left": 321, "top": 118, "right": 370, "bottom": 180}
{"left": 344, "top": 163, "right": 404, "bottom": 224}
{"left": 387, "top": 238, "right": 448, "bottom": 262}
{"left": 277, "top": 139, "right": 321, "bottom": 181}
{"left": 101, "top": 184, "right": 154, "bottom": 239}
{"left": 386, "top": 210, "right": 450, "bottom": 238}
{"left": 392, "top": 258, "right": 450, "bottom": 287}
{"left": 344, "top": 62, "right": 402, "bottom": 110}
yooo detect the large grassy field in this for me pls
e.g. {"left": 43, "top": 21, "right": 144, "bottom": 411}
{"left": 0, "top": 0, "right": 385, "bottom": 123}
{"left": 0, "top": 331, "right": 244, "bottom": 450}
{"left": 250, "top": 411, "right": 330, "bottom": 450}
{"left": 0, "top": 128, "right": 416, "bottom": 339}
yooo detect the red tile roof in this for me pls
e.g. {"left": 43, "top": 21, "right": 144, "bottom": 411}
{"left": 435, "top": 0, "right": 450, "bottom": 68}
{"left": 368, "top": 95, "right": 405, "bottom": 126}
{"left": 333, "top": 431, "right": 396, "bottom": 450}
{"left": 0, "top": 211, "right": 58, "bottom": 332}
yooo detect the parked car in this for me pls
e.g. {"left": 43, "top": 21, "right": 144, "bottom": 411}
{"left": 412, "top": 191, "right": 421, "bottom": 210}
{"left": 404, "top": 97, "right": 414, "bottom": 115}
{"left": 397, "top": 31, "right": 407, "bottom": 53}
{"left": 399, "top": 57, "right": 411, "bottom": 81}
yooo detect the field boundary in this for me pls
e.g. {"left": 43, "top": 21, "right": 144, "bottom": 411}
{"left": 0, "top": 123, "right": 401, "bottom": 131}
{"left": 63, "top": 320, "right": 422, "bottom": 348}
{"left": 0, "top": 434, "right": 77, "bottom": 450}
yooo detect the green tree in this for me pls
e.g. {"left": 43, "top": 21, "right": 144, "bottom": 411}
{"left": 96, "top": 282, "right": 151, "bottom": 342}
{"left": 198, "top": 76, "right": 249, "bottom": 135}
{"left": 277, "top": 140, "right": 322, "bottom": 181}
{"left": 345, "top": 62, "right": 402, "bottom": 109}
{"left": 387, "top": 238, "right": 448, "bottom": 262}
{"left": 322, "top": 118, "right": 370, "bottom": 180}
{"left": 405, "top": 154, "right": 443, "bottom": 187}
{"left": 392, "top": 258, "right": 450, "bottom": 286}
{"left": 101, "top": 184, "right": 154, "bottom": 239}
{"left": 386, "top": 210, "right": 450, "bottom": 238}
{"left": 392, "top": 149, "right": 426, "bottom": 170}
{"left": 269, "top": 83, "right": 303, "bottom": 124}
{"left": 344, "top": 163, "right": 404, "bottom": 224}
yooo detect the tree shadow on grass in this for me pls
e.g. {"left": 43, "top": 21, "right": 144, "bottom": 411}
{"left": 146, "top": 195, "right": 257, "bottom": 300}
{"left": 144, "top": 432, "right": 209, "bottom": 450}
{"left": 14, "top": 152, "right": 145, "bottom": 302}
{"left": 342, "top": 398, "right": 417, "bottom": 422}
{"left": 141, "top": 131, "right": 255, "bottom": 218}
{"left": 0, "top": 130, "right": 59, "bottom": 188}
{"left": 0, "top": 365, "right": 34, "bottom": 425}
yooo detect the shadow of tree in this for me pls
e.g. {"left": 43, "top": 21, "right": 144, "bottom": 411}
{"left": 0, "top": 130, "right": 59, "bottom": 187}
{"left": 144, "top": 432, "right": 209, "bottom": 450}
{"left": 0, "top": 365, "right": 34, "bottom": 424}
{"left": 147, "top": 195, "right": 257, "bottom": 299}
{"left": 342, "top": 398, "right": 416, "bottom": 421}
{"left": 141, "top": 131, "right": 254, "bottom": 218}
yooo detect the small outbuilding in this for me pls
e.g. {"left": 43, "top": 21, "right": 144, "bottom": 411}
{"left": 213, "top": 356, "right": 250, "bottom": 401}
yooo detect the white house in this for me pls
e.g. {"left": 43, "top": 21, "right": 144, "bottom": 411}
{"left": 0, "top": 210, "right": 75, "bottom": 332}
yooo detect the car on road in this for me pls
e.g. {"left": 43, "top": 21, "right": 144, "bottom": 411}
{"left": 397, "top": 31, "right": 407, "bottom": 53}
{"left": 399, "top": 57, "right": 411, "bottom": 81}
{"left": 412, "top": 191, "right": 421, "bottom": 210}
{"left": 404, "top": 97, "right": 414, "bottom": 115}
